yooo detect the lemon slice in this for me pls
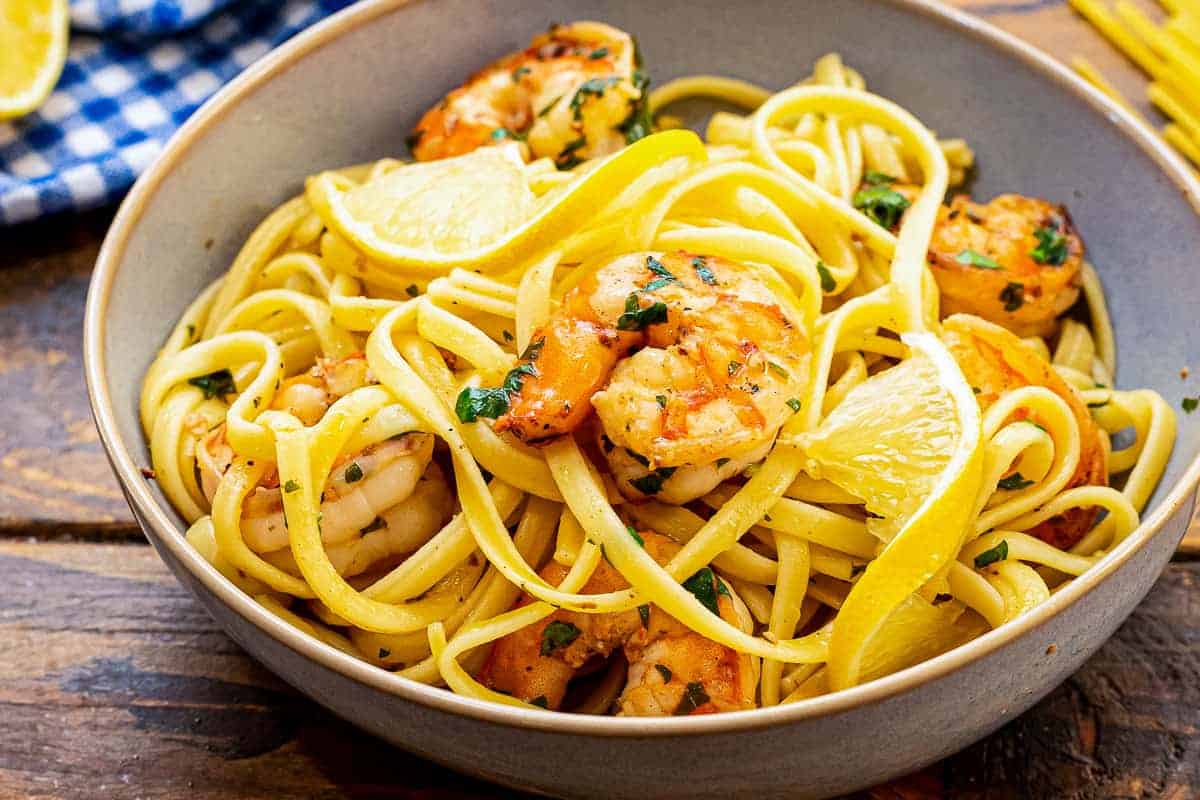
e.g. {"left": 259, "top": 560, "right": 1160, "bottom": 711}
{"left": 306, "top": 129, "right": 709, "bottom": 275}
{"left": 333, "top": 143, "right": 534, "bottom": 255}
{"left": 800, "top": 332, "right": 979, "bottom": 541}
{"left": 799, "top": 333, "right": 984, "bottom": 690}
{"left": 0, "top": 0, "right": 68, "bottom": 121}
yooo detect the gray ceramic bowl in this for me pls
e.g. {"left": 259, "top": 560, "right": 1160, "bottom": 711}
{"left": 84, "top": 1, "right": 1200, "bottom": 797}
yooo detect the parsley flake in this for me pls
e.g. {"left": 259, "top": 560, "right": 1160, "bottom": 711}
{"left": 997, "top": 472, "right": 1033, "bottom": 491}
{"left": 853, "top": 185, "right": 910, "bottom": 229}
{"left": 655, "top": 664, "right": 672, "bottom": 682}
{"left": 616, "top": 293, "right": 669, "bottom": 330}
{"left": 529, "top": 695, "right": 549, "bottom": 708}
{"left": 786, "top": 397, "right": 802, "bottom": 413}
{"left": 629, "top": 467, "right": 676, "bottom": 495}
{"left": 974, "top": 540, "right": 1009, "bottom": 569}
{"left": 283, "top": 480, "right": 301, "bottom": 493}
{"left": 955, "top": 249, "right": 1002, "bottom": 270}
{"left": 540, "top": 620, "right": 581, "bottom": 656}
{"left": 1183, "top": 397, "right": 1199, "bottom": 413}
{"left": 674, "top": 682, "right": 710, "bottom": 715}
{"left": 405, "top": 284, "right": 419, "bottom": 298}
{"left": 570, "top": 77, "right": 619, "bottom": 120}
{"left": 1000, "top": 282, "right": 1025, "bottom": 312}
{"left": 626, "top": 525, "right": 645, "bottom": 547}
{"left": 816, "top": 261, "right": 836, "bottom": 293}
{"left": 1031, "top": 225, "right": 1069, "bottom": 266}
{"left": 188, "top": 369, "right": 236, "bottom": 400}
{"left": 683, "top": 567, "right": 728, "bottom": 616}
{"left": 691, "top": 255, "right": 717, "bottom": 285}
{"left": 344, "top": 463, "right": 364, "bottom": 483}
{"left": 638, "top": 604, "right": 651, "bottom": 627}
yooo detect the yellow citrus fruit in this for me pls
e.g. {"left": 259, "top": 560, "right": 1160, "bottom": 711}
{"left": 0, "top": 0, "right": 69, "bottom": 121}
{"left": 799, "top": 332, "right": 979, "bottom": 542}
{"left": 333, "top": 143, "right": 536, "bottom": 256}
{"left": 306, "top": 129, "right": 708, "bottom": 275}
{"left": 799, "top": 332, "right": 984, "bottom": 690}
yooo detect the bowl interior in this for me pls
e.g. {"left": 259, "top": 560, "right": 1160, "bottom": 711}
{"left": 95, "top": 0, "right": 1200, "bottom": 721}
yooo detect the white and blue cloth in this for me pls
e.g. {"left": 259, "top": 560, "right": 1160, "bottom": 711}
{"left": 0, "top": 0, "right": 355, "bottom": 225}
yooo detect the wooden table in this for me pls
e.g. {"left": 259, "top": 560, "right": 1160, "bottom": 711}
{"left": 2, "top": 2, "right": 1198, "bottom": 797}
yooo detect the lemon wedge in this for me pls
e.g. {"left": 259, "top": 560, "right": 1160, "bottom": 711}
{"left": 306, "top": 129, "right": 709, "bottom": 275}
{"left": 334, "top": 143, "right": 535, "bottom": 255}
{"left": 799, "top": 332, "right": 984, "bottom": 690}
{"left": 0, "top": 0, "right": 68, "bottom": 121}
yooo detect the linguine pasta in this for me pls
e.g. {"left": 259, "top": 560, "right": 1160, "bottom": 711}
{"left": 141, "top": 46, "right": 1175, "bottom": 715}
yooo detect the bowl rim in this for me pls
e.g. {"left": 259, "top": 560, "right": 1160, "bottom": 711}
{"left": 85, "top": 0, "right": 1200, "bottom": 738}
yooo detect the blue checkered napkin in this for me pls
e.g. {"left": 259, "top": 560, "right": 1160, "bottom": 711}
{"left": 0, "top": 0, "right": 356, "bottom": 226}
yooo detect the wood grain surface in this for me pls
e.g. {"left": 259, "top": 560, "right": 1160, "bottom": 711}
{"left": 0, "top": 541, "right": 1196, "bottom": 799}
{"left": 1, "top": 2, "right": 1199, "bottom": 798}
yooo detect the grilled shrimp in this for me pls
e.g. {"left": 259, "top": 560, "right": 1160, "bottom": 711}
{"left": 191, "top": 355, "right": 451, "bottom": 573}
{"left": 493, "top": 251, "right": 809, "bottom": 504}
{"left": 478, "top": 530, "right": 757, "bottom": 715}
{"left": 408, "top": 21, "right": 647, "bottom": 166}
{"left": 942, "top": 314, "right": 1108, "bottom": 550}
{"left": 927, "top": 194, "right": 1084, "bottom": 338}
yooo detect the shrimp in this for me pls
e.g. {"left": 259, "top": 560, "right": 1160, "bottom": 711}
{"left": 190, "top": 355, "right": 452, "bottom": 572}
{"left": 942, "top": 314, "right": 1108, "bottom": 550}
{"left": 492, "top": 251, "right": 809, "bottom": 504}
{"left": 927, "top": 194, "right": 1084, "bottom": 338}
{"left": 408, "top": 21, "right": 647, "bottom": 166}
{"left": 477, "top": 530, "right": 757, "bottom": 715}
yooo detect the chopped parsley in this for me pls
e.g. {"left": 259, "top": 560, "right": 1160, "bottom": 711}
{"left": 1183, "top": 397, "right": 1199, "bottom": 413}
{"left": 816, "top": 260, "right": 836, "bottom": 293}
{"left": 1000, "top": 282, "right": 1025, "bottom": 312}
{"left": 188, "top": 369, "right": 236, "bottom": 400}
{"left": 997, "top": 472, "right": 1033, "bottom": 491}
{"left": 786, "top": 397, "right": 802, "bottom": 413}
{"left": 955, "top": 249, "right": 1002, "bottom": 270}
{"left": 932, "top": 593, "right": 954, "bottom": 606}
{"left": 405, "top": 284, "right": 419, "bottom": 298}
{"left": 862, "top": 170, "right": 897, "bottom": 186}
{"left": 674, "top": 682, "right": 710, "bottom": 715}
{"left": 691, "top": 255, "right": 717, "bottom": 285}
{"left": 626, "top": 525, "right": 645, "bottom": 547}
{"left": 682, "top": 567, "right": 729, "bottom": 616}
{"left": 655, "top": 664, "right": 673, "bottom": 682}
{"left": 453, "top": 357, "right": 542, "bottom": 423}
{"left": 973, "top": 539, "right": 1009, "bottom": 569}
{"left": 502, "top": 330, "right": 514, "bottom": 343}
{"left": 629, "top": 467, "right": 676, "bottom": 495}
{"left": 360, "top": 517, "right": 387, "bottom": 534}
{"left": 490, "top": 127, "right": 526, "bottom": 142}
{"left": 716, "top": 457, "right": 731, "bottom": 468}
{"left": 638, "top": 604, "right": 651, "bottom": 628}
{"left": 344, "top": 463, "right": 364, "bottom": 483}
{"left": 853, "top": 184, "right": 911, "bottom": 229}
{"left": 625, "top": 448, "right": 650, "bottom": 467}
{"left": 768, "top": 361, "right": 790, "bottom": 379}
{"left": 570, "top": 77, "right": 619, "bottom": 120}
{"left": 619, "top": 69, "right": 653, "bottom": 144}
{"left": 588, "top": 47, "right": 609, "bottom": 60}
{"left": 520, "top": 336, "right": 546, "bottom": 362}
{"left": 283, "top": 479, "right": 301, "bottom": 493}
{"left": 455, "top": 386, "right": 511, "bottom": 423}
{"left": 186, "top": 324, "right": 196, "bottom": 340}
{"left": 727, "top": 361, "right": 742, "bottom": 377}
{"left": 555, "top": 136, "right": 588, "bottom": 170}
{"left": 511, "top": 65, "right": 531, "bottom": 82}
{"left": 378, "top": 647, "right": 391, "bottom": 659}
{"left": 655, "top": 394, "right": 668, "bottom": 408}
{"left": 529, "top": 695, "right": 549, "bottom": 708}
{"left": 642, "top": 255, "right": 677, "bottom": 292}
{"left": 540, "top": 620, "right": 581, "bottom": 656}
{"left": 616, "top": 293, "right": 669, "bottom": 330}
{"left": 1031, "top": 225, "right": 1069, "bottom": 266}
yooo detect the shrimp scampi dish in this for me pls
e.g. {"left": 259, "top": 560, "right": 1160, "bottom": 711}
{"left": 142, "top": 22, "right": 1175, "bottom": 716}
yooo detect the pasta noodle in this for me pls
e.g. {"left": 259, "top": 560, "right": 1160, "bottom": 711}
{"left": 141, "top": 39, "right": 1173, "bottom": 717}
